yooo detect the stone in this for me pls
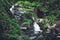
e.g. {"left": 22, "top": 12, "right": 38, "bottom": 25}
{"left": 10, "top": 5, "right": 45, "bottom": 40}
{"left": 18, "top": 36, "right": 23, "bottom": 40}
{"left": 20, "top": 27, "right": 27, "bottom": 29}
{"left": 57, "top": 36, "right": 60, "bottom": 38}
{"left": 29, "top": 36, "right": 36, "bottom": 40}
{"left": 10, "top": 5, "right": 25, "bottom": 19}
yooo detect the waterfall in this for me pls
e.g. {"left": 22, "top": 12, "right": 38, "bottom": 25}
{"left": 10, "top": 5, "right": 42, "bottom": 34}
{"left": 10, "top": 5, "right": 14, "bottom": 14}
{"left": 9, "top": 5, "right": 24, "bottom": 19}
{"left": 33, "top": 22, "right": 42, "bottom": 34}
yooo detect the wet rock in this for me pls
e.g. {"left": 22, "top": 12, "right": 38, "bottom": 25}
{"left": 18, "top": 36, "right": 23, "bottom": 40}
{"left": 29, "top": 36, "right": 36, "bottom": 40}
{"left": 10, "top": 5, "right": 24, "bottom": 19}
{"left": 10, "top": 5, "right": 44, "bottom": 40}
{"left": 20, "top": 27, "right": 27, "bottom": 29}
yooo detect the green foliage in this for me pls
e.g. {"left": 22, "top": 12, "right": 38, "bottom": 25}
{"left": 40, "top": 6, "right": 49, "bottom": 12}
{"left": 23, "top": 36, "right": 30, "bottom": 40}
{"left": 48, "top": 0, "right": 56, "bottom": 3}
{"left": 24, "top": 19, "right": 32, "bottom": 25}
{"left": 46, "top": 15, "right": 56, "bottom": 25}
{"left": 41, "top": 15, "right": 56, "bottom": 30}
{"left": 16, "top": 1, "right": 40, "bottom": 7}
{"left": 0, "top": 11, "right": 21, "bottom": 40}
{"left": 15, "top": 1, "right": 23, "bottom": 5}
{"left": 41, "top": 19, "right": 48, "bottom": 30}
{"left": 1, "top": 0, "right": 60, "bottom": 40}
{"left": 9, "top": 34, "right": 19, "bottom": 39}
{"left": 24, "top": 1, "right": 31, "bottom": 6}
{"left": 0, "top": 0, "right": 30, "bottom": 40}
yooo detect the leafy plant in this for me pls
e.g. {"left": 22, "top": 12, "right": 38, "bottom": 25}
{"left": 24, "top": 19, "right": 32, "bottom": 26}
{"left": 45, "top": 15, "right": 56, "bottom": 25}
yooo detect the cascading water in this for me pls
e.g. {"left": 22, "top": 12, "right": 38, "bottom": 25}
{"left": 9, "top": 5, "right": 43, "bottom": 40}
{"left": 10, "top": 5, "right": 24, "bottom": 19}
{"left": 33, "top": 22, "right": 42, "bottom": 34}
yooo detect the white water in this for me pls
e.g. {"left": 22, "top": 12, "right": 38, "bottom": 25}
{"left": 10, "top": 5, "right": 14, "bottom": 13}
{"left": 33, "top": 22, "right": 42, "bottom": 34}
{"left": 10, "top": 5, "right": 42, "bottom": 34}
